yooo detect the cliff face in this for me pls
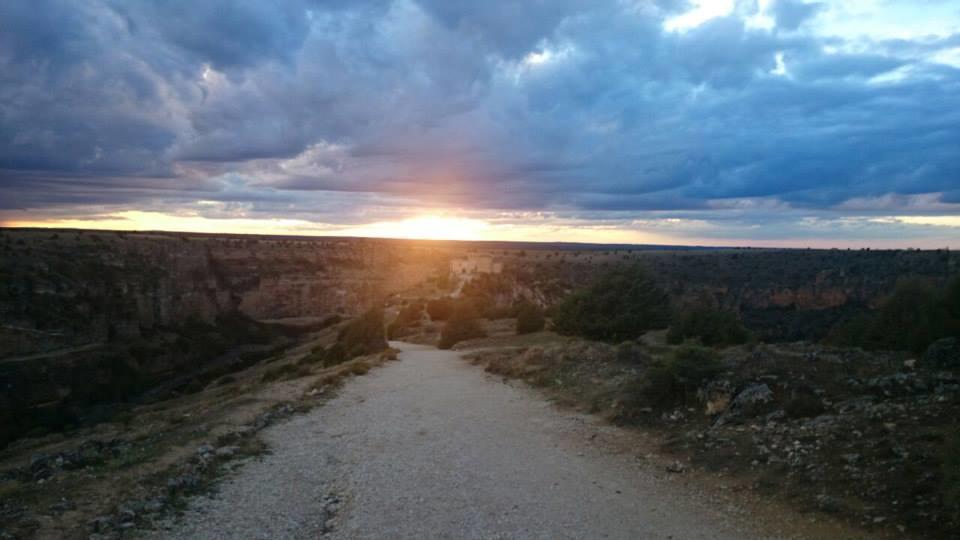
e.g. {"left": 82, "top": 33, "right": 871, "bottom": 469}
{"left": 474, "top": 248, "right": 958, "bottom": 341}
{"left": 0, "top": 231, "right": 446, "bottom": 358}
{"left": 0, "top": 229, "right": 452, "bottom": 446}
{"left": 648, "top": 250, "right": 958, "bottom": 340}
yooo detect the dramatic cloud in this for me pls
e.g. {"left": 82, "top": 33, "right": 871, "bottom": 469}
{"left": 0, "top": 0, "right": 958, "bottom": 245}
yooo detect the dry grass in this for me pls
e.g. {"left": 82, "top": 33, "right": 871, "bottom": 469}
{"left": 0, "top": 325, "right": 392, "bottom": 540}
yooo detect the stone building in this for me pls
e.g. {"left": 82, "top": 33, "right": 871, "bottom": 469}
{"left": 450, "top": 255, "right": 503, "bottom": 276}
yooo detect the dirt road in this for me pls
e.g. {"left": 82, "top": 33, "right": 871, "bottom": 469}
{"left": 151, "top": 343, "right": 812, "bottom": 539}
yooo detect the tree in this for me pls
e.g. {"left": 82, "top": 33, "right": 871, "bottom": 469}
{"left": 552, "top": 264, "right": 670, "bottom": 342}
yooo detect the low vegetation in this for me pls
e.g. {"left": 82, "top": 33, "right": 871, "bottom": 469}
{"left": 827, "top": 276, "right": 960, "bottom": 353}
{"left": 388, "top": 301, "right": 424, "bottom": 339}
{"left": 310, "top": 308, "right": 388, "bottom": 367}
{"left": 515, "top": 302, "right": 545, "bottom": 335}
{"left": 638, "top": 345, "right": 725, "bottom": 408}
{"left": 467, "top": 335, "right": 960, "bottom": 538}
{"left": 337, "top": 307, "right": 389, "bottom": 358}
{"left": 551, "top": 264, "right": 670, "bottom": 342}
{"left": 0, "top": 309, "right": 393, "bottom": 540}
{"left": 438, "top": 300, "right": 486, "bottom": 349}
{"left": 667, "top": 306, "right": 749, "bottom": 347}
{"left": 426, "top": 298, "right": 454, "bottom": 321}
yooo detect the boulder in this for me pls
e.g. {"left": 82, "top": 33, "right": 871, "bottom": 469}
{"left": 714, "top": 383, "right": 775, "bottom": 426}
{"left": 730, "top": 383, "right": 774, "bottom": 416}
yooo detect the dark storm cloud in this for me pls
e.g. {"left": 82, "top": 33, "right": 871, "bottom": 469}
{"left": 127, "top": 0, "right": 313, "bottom": 71}
{"left": 0, "top": 0, "right": 958, "bottom": 230}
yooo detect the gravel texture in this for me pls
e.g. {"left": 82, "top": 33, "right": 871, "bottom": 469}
{"left": 151, "top": 343, "right": 773, "bottom": 539}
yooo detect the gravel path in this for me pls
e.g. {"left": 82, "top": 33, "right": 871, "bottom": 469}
{"left": 150, "top": 343, "right": 779, "bottom": 539}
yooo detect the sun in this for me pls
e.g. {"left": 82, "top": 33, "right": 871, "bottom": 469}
{"left": 345, "top": 215, "right": 491, "bottom": 241}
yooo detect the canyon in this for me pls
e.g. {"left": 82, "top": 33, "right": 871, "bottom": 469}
{"left": 1, "top": 228, "right": 957, "bottom": 449}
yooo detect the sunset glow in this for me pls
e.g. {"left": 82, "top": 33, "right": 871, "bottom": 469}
{"left": 342, "top": 216, "right": 491, "bottom": 241}
{"left": 4, "top": 208, "right": 959, "bottom": 248}
{"left": 1, "top": 0, "right": 959, "bottom": 247}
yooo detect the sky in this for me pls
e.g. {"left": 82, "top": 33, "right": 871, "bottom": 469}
{"left": 1, "top": 0, "right": 959, "bottom": 247}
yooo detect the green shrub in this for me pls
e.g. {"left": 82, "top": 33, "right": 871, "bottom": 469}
{"left": 639, "top": 346, "right": 724, "bottom": 408}
{"left": 824, "top": 313, "right": 875, "bottom": 348}
{"left": 869, "top": 278, "right": 950, "bottom": 353}
{"left": 639, "top": 362, "right": 683, "bottom": 407}
{"left": 825, "top": 276, "right": 960, "bottom": 353}
{"left": 669, "top": 345, "right": 725, "bottom": 390}
{"left": 552, "top": 264, "right": 670, "bottom": 342}
{"left": 337, "top": 307, "right": 388, "bottom": 359}
{"left": 323, "top": 343, "right": 346, "bottom": 366}
{"left": 388, "top": 302, "right": 423, "bottom": 339}
{"left": 667, "top": 307, "right": 748, "bottom": 347}
{"left": 438, "top": 300, "right": 486, "bottom": 349}
{"left": 515, "top": 302, "right": 545, "bottom": 334}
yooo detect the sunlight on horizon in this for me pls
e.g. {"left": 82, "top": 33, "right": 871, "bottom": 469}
{"left": 4, "top": 209, "right": 957, "bottom": 249}
{"left": 3, "top": 210, "right": 672, "bottom": 245}
{"left": 340, "top": 215, "right": 491, "bottom": 241}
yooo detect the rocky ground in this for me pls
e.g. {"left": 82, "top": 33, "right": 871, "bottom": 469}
{"left": 144, "top": 342, "right": 869, "bottom": 540}
{"left": 465, "top": 330, "right": 960, "bottom": 539}
{"left": 0, "top": 321, "right": 394, "bottom": 540}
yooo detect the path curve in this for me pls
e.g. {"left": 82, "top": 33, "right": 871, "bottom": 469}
{"left": 151, "top": 343, "right": 787, "bottom": 539}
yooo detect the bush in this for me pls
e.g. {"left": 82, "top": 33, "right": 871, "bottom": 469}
{"left": 552, "top": 264, "right": 670, "bottom": 342}
{"left": 323, "top": 343, "right": 346, "bottom": 367}
{"left": 667, "top": 307, "right": 748, "bottom": 347}
{"left": 438, "top": 300, "right": 486, "bottom": 349}
{"left": 868, "top": 278, "right": 951, "bottom": 353}
{"left": 515, "top": 303, "right": 545, "bottom": 334}
{"left": 639, "top": 362, "right": 683, "bottom": 408}
{"left": 426, "top": 298, "right": 455, "bottom": 321}
{"left": 669, "top": 345, "right": 725, "bottom": 390}
{"left": 388, "top": 302, "right": 424, "bottom": 339}
{"left": 825, "top": 276, "right": 960, "bottom": 353}
{"left": 824, "top": 313, "right": 875, "bottom": 348}
{"left": 337, "top": 307, "right": 388, "bottom": 359}
{"left": 639, "top": 346, "right": 724, "bottom": 408}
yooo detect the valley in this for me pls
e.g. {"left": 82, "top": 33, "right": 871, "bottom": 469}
{"left": 0, "top": 227, "right": 958, "bottom": 539}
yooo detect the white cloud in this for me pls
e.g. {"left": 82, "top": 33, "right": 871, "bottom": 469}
{"left": 664, "top": 0, "right": 735, "bottom": 32}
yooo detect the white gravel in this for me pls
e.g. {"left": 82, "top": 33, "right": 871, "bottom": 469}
{"left": 149, "top": 342, "right": 774, "bottom": 539}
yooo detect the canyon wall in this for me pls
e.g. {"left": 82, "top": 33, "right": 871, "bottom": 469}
{"left": 0, "top": 230, "right": 447, "bottom": 358}
{"left": 0, "top": 229, "right": 450, "bottom": 446}
{"left": 469, "top": 247, "right": 959, "bottom": 341}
